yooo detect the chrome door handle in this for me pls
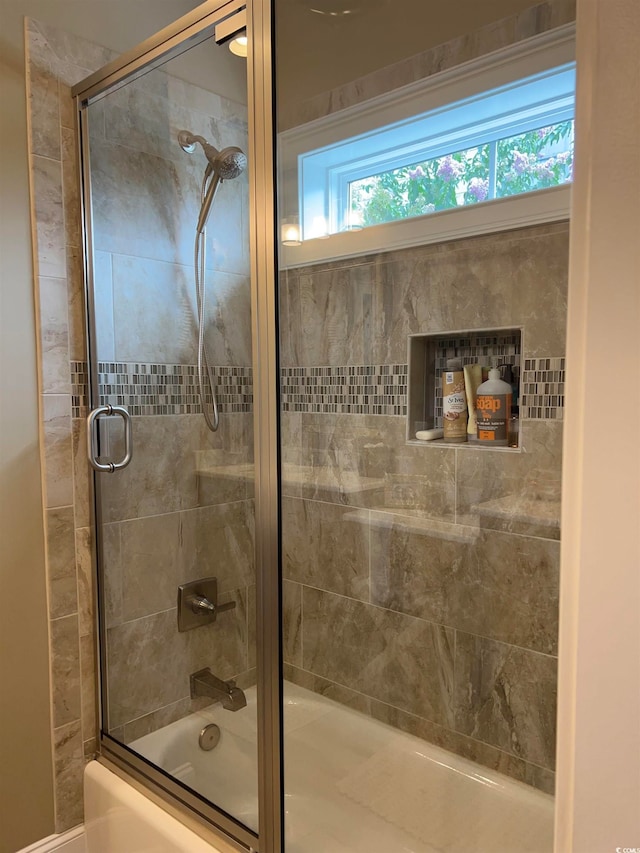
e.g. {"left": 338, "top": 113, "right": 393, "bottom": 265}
{"left": 87, "top": 405, "right": 133, "bottom": 472}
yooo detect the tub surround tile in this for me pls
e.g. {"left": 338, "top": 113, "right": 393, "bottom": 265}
{"left": 107, "top": 588, "right": 248, "bottom": 729}
{"left": 62, "top": 128, "right": 82, "bottom": 251}
{"left": 65, "top": 246, "right": 85, "bottom": 360}
{"left": 102, "top": 521, "right": 123, "bottom": 628}
{"left": 42, "top": 395, "right": 73, "bottom": 508}
{"left": 99, "top": 415, "right": 203, "bottom": 522}
{"left": 284, "top": 664, "right": 554, "bottom": 794}
{"left": 46, "top": 506, "right": 77, "bottom": 620}
{"left": 51, "top": 614, "right": 81, "bottom": 728}
{"left": 456, "top": 420, "right": 563, "bottom": 527}
{"left": 283, "top": 580, "right": 303, "bottom": 668}
{"left": 27, "top": 61, "right": 61, "bottom": 160}
{"left": 38, "top": 276, "right": 71, "bottom": 394}
{"left": 93, "top": 250, "right": 115, "bottom": 362}
{"left": 120, "top": 511, "right": 182, "bottom": 622}
{"left": 53, "top": 719, "right": 84, "bottom": 832}
{"left": 179, "top": 500, "right": 255, "bottom": 594}
{"left": 32, "top": 154, "right": 66, "bottom": 279}
{"left": 80, "top": 633, "right": 97, "bottom": 748}
{"left": 302, "top": 587, "right": 455, "bottom": 728}
{"left": 71, "top": 418, "right": 91, "bottom": 529}
{"left": 371, "top": 522, "right": 559, "bottom": 655}
{"left": 283, "top": 498, "right": 370, "bottom": 602}
{"left": 454, "top": 632, "right": 557, "bottom": 769}
{"left": 122, "top": 695, "right": 213, "bottom": 744}
{"left": 76, "top": 526, "right": 93, "bottom": 637}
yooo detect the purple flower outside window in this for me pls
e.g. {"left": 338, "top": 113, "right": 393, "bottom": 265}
{"left": 467, "top": 177, "right": 489, "bottom": 201}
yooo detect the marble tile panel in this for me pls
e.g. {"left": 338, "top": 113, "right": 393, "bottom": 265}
{"left": 179, "top": 500, "right": 255, "bottom": 594}
{"left": 65, "top": 246, "right": 86, "bottom": 361}
{"left": 58, "top": 81, "right": 76, "bottom": 131}
{"left": 47, "top": 506, "right": 77, "bottom": 620}
{"left": 120, "top": 511, "right": 181, "bottom": 622}
{"left": 203, "top": 271, "right": 252, "bottom": 368}
{"left": 302, "top": 587, "right": 455, "bottom": 727}
{"left": 283, "top": 580, "right": 302, "bottom": 668}
{"left": 122, "top": 695, "right": 213, "bottom": 744}
{"left": 111, "top": 254, "right": 196, "bottom": 364}
{"left": 42, "top": 394, "right": 73, "bottom": 508}
{"left": 456, "top": 420, "right": 563, "bottom": 533}
{"left": 282, "top": 498, "right": 370, "bottom": 601}
{"left": 513, "top": 224, "right": 569, "bottom": 356}
{"left": 27, "top": 60, "right": 61, "bottom": 160}
{"left": 80, "top": 633, "right": 97, "bottom": 747}
{"left": 51, "top": 614, "right": 81, "bottom": 728}
{"left": 89, "top": 137, "right": 247, "bottom": 277}
{"left": 61, "top": 126, "right": 82, "bottom": 250}
{"left": 29, "top": 19, "right": 115, "bottom": 84}
{"left": 284, "top": 663, "right": 554, "bottom": 794}
{"left": 102, "top": 522, "right": 123, "bottom": 628}
{"left": 53, "top": 719, "right": 84, "bottom": 833}
{"left": 32, "top": 154, "right": 66, "bottom": 279}
{"left": 371, "top": 517, "right": 559, "bottom": 654}
{"left": 454, "top": 632, "right": 557, "bottom": 770}
{"left": 83, "top": 738, "right": 98, "bottom": 760}
{"left": 75, "top": 526, "right": 93, "bottom": 637}
{"left": 451, "top": 529, "right": 560, "bottom": 655}
{"left": 107, "top": 589, "right": 247, "bottom": 728}
{"left": 38, "top": 277, "right": 70, "bottom": 394}
{"left": 280, "top": 412, "right": 303, "bottom": 470}
{"left": 99, "top": 415, "right": 204, "bottom": 522}
{"left": 93, "top": 250, "right": 115, "bottom": 362}
{"left": 71, "top": 418, "right": 91, "bottom": 529}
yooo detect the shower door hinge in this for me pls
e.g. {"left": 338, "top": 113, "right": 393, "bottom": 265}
{"left": 214, "top": 8, "right": 247, "bottom": 45}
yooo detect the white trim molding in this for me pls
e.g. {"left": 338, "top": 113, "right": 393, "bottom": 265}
{"left": 278, "top": 23, "right": 575, "bottom": 269}
{"left": 17, "top": 826, "right": 85, "bottom": 853}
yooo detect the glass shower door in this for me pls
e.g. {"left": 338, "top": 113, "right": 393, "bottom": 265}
{"left": 82, "top": 28, "right": 260, "bottom": 843}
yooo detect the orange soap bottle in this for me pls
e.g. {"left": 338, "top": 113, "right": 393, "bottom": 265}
{"left": 475, "top": 367, "right": 512, "bottom": 447}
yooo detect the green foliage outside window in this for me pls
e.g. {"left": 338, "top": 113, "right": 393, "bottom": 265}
{"left": 349, "top": 120, "right": 574, "bottom": 227}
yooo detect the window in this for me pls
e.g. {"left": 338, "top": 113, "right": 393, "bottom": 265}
{"left": 278, "top": 25, "right": 576, "bottom": 266}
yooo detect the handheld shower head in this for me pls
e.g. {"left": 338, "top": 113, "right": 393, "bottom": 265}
{"left": 213, "top": 146, "right": 247, "bottom": 180}
{"left": 178, "top": 131, "right": 246, "bottom": 180}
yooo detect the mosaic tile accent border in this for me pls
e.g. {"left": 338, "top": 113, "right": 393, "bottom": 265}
{"left": 520, "top": 357, "right": 565, "bottom": 420}
{"left": 281, "top": 365, "right": 408, "bottom": 416}
{"left": 71, "top": 361, "right": 253, "bottom": 418}
{"left": 70, "top": 356, "right": 565, "bottom": 420}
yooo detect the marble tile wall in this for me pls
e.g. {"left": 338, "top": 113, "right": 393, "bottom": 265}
{"left": 279, "top": 221, "right": 569, "bottom": 793}
{"left": 26, "top": 18, "right": 253, "bottom": 831}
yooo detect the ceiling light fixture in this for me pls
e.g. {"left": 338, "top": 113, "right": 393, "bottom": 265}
{"left": 229, "top": 32, "right": 247, "bottom": 57}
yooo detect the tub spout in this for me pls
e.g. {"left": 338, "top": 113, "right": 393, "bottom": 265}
{"left": 190, "top": 667, "right": 247, "bottom": 711}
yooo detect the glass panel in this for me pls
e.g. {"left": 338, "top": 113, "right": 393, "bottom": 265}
{"left": 86, "top": 33, "right": 258, "bottom": 833}
{"left": 276, "top": 0, "right": 565, "bottom": 850}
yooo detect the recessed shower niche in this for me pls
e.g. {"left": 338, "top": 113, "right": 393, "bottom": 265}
{"left": 407, "top": 327, "right": 522, "bottom": 448}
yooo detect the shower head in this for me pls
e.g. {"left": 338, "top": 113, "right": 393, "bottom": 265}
{"left": 178, "top": 130, "right": 246, "bottom": 181}
{"left": 214, "top": 146, "right": 247, "bottom": 180}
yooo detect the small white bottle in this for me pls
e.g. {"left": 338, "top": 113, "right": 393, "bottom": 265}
{"left": 476, "top": 367, "right": 512, "bottom": 446}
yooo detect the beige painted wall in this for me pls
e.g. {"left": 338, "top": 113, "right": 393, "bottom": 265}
{"left": 556, "top": 0, "right": 640, "bottom": 849}
{"left": 0, "top": 9, "right": 54, "bottom": 850}
{"left": 0, "top": 2, "right": 202, "bottom": 849}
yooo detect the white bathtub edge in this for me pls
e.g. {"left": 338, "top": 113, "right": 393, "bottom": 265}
{"left": 16, "top": 826, "right": 86, "bottom": 853}
{"left": 84, "top": 760, "right": 235, "bottom": 853}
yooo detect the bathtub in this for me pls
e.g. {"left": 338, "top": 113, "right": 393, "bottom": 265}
{"left": 105, "top": 681, "right": 553, "bottom": 853}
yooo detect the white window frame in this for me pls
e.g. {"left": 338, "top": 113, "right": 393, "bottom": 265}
{"left": 278, "top": 23, "right": 576, "bottom": 269}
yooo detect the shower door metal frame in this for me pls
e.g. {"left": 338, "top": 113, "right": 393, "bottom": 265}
{"left": 72, "top": 1, "right": 283, "bottom": 850}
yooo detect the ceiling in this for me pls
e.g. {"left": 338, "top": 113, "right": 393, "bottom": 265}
{"left": 274, "top": 0, "right": 541, "bottom": 105}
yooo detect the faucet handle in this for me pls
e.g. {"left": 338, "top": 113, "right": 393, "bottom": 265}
{"left": 189, "top": 594, "right": 216, "bottom": 614}
{"left": 178, "top": 577, "right": 236, "bottom": 632}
